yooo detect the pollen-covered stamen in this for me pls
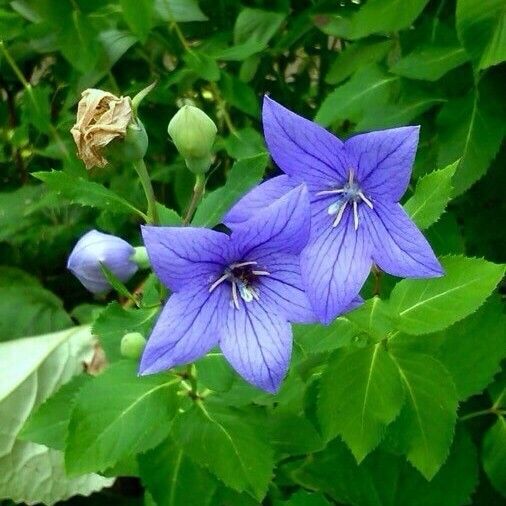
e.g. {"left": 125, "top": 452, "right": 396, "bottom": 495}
{"left": 209, "top": 260, "right": 269, "bottom": 309}
{"left": 317, "top": 169, "right": 373, "bottom": 230}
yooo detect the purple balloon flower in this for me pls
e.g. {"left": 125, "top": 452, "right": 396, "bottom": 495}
{"left": 225, "top": 97, "right": 443, "bottom": 324}
{"left": 139, "top": 185, "right": 315, "bottom": 393}
{"left": 67, "top": 229, "right": 138, "bottom": 294}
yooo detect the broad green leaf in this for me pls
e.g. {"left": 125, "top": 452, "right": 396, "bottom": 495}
{"left": 222, "top": 127, "right": 265, "bottom": 160}
{"left": 196, "top": 352, "right": 236, "bottom": 393}
{"left": 345, "top": 297, "right": 395, "bottom": 341}
{"left": 293, "top": 317, "right": 358, "bottom": 355}
{"left": 318, "top": 344, "right": 404, "bottom": 461}
{"left": 293, "top": 428, "right": 477, "bottom": 506}
{"left": 316, "top": 66, "right": 398, "bottom": 127}
{"left": 92, "top": 302, "right": 159, "bottom": 362}
{"left": 0, "top": 285, "right": 72, "bottom": 342}
{"left": 438, "top": 299, "right": 506, "bottom": 400}
{"left": 437, "top": 79, "right": 504, "bottom": 196}
{"left": 391, "top": 45, "right": 468, "bottom": 81}
{"left": 0, "top": 327, "right": 113, "bottom": 505}
{"left": 220, "top": 71, "right": 259, "bottom": 117}
{"left": 139, "top": 438, "right": 217, "bottom": 506}
{"left": 388, "top": 346, "right": 458, "bottom": 479}
{"left": 156, "top": 204, "right": 182, "bottom": 225}
{"left": 120, "top": 0, "right": 153, "bottom": 42}
{"left": 326, "top": 40, "right": 393, "bottom": 85}
{"left": 212, "top": 40, "right": 266, "bottom": 61}
{"left": 172, "top": 402, "right": 274, "bottom": 500}
{"left": 65, "top": 361, "right": 180, "bottom": 475}
{"left": 390, "top": 256, "right": 505, "bottom": 335}
{"left": 33, "top": 170, "right": 146, "bottom": 219}
{"left": 20, "top": 375, "right": 90, "bottom": 450}
{"left": 456, "top": 0, "right": 506, "bottom": 70}
{"left": 154, "top": 0, "right": 208, "bottom": 22}
{"left": 404, "top": 161, "right": 457, "bottom": 230}
{"left": 483, "top": 417, "right": 506, "bottom": 497}
{"left": 317, "top": 0, "right": 430, "bottom": 40}
{"left": 184, "top": 50, "right": 220, "bottom": 81}
{"left": 234, "top": 8, "right": 285, "bottom": 47}
{"left": 192, "top": 153, "right": 267, "bottom": 227}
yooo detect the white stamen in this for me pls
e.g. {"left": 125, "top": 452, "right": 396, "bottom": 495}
{"left": 231, "top": 281, "right": 240, "bottom": 310}
{"left": 358, "top": 191, "right": 373, "bottom": 209}
{"left": 332, "top": 201, "right": 348, "bottom": 227}
{"left": 238, "top": 282, "right": 254, "bottom": 303}
{"left": 349, "top": 169, "right": 355, "bottom": 184}
{"left": 315, "top": 188, "right": 346, "bottom": 196}
{"left": 353, "top": 200, "right": 359, "bottom": 230}
{"left": 251, "top": 288, "right": 260, "bottom": 301}
{"left": 209, "top": 272, "right": 231, "bottom": 292}
{"left": 328, "top": 201, "right": 341, "bottom": 215}
{"left": 230, "top": 261, "right": 257, "bottom": 269}
{"left": 252, "top": 270, "right": 270, "bottom": 276}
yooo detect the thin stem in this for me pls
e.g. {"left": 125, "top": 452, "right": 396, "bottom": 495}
{"left": 372, "top": 265, "right": 382, "bottom": 296}
{"left": 210, "top": 82, "right": 236, "bottom": 134}
{"left": 0, "top": 40, "right": 30, "bottom": 88}
{"left": 183, "top": 173, "right": 206, "bottom": 225}
{"left": 132, "top": 158, "right": 159, "bottom": 224}
{"left": 459, "top": 408, "right": 506, "bottom": 422}
{"left": 170, "top": 21, "right": 191, "bottom": 52}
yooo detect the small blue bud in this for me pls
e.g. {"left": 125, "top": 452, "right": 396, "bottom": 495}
{"left": 67, "top": 230, "right": 138, "bottom": 294}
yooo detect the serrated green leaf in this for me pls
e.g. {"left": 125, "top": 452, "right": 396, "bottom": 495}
{"left": 388, "top": 346, "right": 458, "bottom": 479}
{"left": 456, "top": 0, "right": 506, "bottom": 70}
{"left": 65, "top": 361, "right": 180, "bottom": 475}
{"left": 346, "top": 296, "right": 395, "bottom": 341}
{"left": 19, "top": 374, "right": 89, "bottom": 451}
{"left": 483, "top": 416, "right": 506, "bottom": 497}
{"left": 196, "top": 352, "right": 236, "bottom": 393}
{"left": 437, "top": 78, "right": 505, "bottom": 196}
{"left": 92, "top": 302, "right": 159, "bottom": 362}
{"left": 172, "top": 402, "right": 274, "bottom": 500}
{"left": 318, "top": 344, "right": 404, "bottom": 462}
{"left": 404, "top": 161, "right": 457, "bottom": 230}
{"left": 437, "top": 298, "right": 506, "bottom": 400}
{"left": 391, "top": 45, "right": 468, "bottom": 81}
{"left": 316, "top": 66, "right": 398, "bottom": 127}
{"left": 192, "top": 153, "right": 267, "bottom": 227}
{"left": 33, "top": 170, "right": 147, "bottom": 219}
{"left": 139, "top": 438, "right": 217, "bottom": 506}
{"left": 390, "top": 256, "right": 505, "bottom": 335}
{"left": 326, "top": 40, "right": 393, "bottom": 85}
{"left": 0, "top": 327, "right": 112, "bottom": 505}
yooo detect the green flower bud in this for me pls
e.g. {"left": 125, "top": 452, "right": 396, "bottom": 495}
{"left": 168, "top": 105, "right": 217, "bottom": 174}
{"left": 120, "top": 332, "right": 146, "bottom": 360}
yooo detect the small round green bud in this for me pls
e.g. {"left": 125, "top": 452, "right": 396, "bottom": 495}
{"left": 107, "top": 118, "right": 148, "bottom": 164}
{"left": 168, "top": 105, "right": 217, "bottom": 174}
{"left": 120, "top": 332, "right": 146, "bottom": 360}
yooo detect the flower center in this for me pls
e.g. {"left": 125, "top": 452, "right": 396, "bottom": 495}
{"left": 208, "top": 261, "right": 270, "bottom": 310}
{"left": 316, "top": 170, "right": 373, "bottom": 230}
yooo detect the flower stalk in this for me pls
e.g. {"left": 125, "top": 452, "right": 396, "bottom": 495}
{"left": 183, "top": 173, "right": 206, "bottom": 225}
{"left": 133, "top": 158, "right": 159, "bottom": 224}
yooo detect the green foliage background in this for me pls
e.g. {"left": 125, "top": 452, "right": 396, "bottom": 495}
{"left": 0, "top": 0, "right": 504, "bottom": 505}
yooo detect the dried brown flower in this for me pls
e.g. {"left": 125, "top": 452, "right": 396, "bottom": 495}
{"left": 70, "top": 89, "right": 132, "bottom": 169}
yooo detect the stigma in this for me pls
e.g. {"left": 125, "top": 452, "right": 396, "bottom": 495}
{"left": 316, "top": 170, "right": 373, "bottom": 230}
{"left": 208, "top": 261, "right": 270, "bottom": 309}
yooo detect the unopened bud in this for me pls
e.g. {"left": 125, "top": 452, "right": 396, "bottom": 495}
{"left": 67, "top": 230, "right": 138, "bottom": 294}
{"left": 121, "top": 332, "right": 146, "bottom": 360}
{"left": 168, "top": 105, "right": 217, "bottom": 174}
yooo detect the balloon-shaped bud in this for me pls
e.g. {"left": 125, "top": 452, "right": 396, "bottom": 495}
{"left": 120, "top": 332, "right": 146, "bottom": 360}
{"left": 67, "top": 230, "right": 138, "bottom": 294}
{"left": 168, "top": 105, "right": 217, "bottom": 174}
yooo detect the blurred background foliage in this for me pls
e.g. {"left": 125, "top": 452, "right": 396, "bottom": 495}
{"left": 0, "top": 0, "right": 504, "bottom": 505}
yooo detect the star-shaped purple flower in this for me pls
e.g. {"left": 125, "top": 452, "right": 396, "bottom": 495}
{"left": 139, "top": 185, "right": 315, "bottom": 393}
{"left": 225, "top": 97, "right": 443, "bottom": 324}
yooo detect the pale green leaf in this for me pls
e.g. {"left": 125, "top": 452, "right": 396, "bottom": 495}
{"left": 172, "top": 402, "right": 274, "bottom": 500}
{"left": 437, "top": 78, "right": 504, "bottom": 196}
{"left": 483, "top": 417, "right": 506, "bottom": 496}
{"left": 391, "top": 45, "right": 468, "bottom": 81}
{"left": 456, "top": 0, "right": 506, "bottom": 70}
{"left": 404, "top": 161, "right": 457, "bottom": 230}
{"left": 318, "top": 344, "right": 404, "bottom": 461}
{"left": 120, "top": 0, "right": 153, "bottom": 42}
{"left": 192, "top": 153, "right": 267, "bottom": 227}
{"left": 65, "top": 361, "right": 179, "bottom": 475}
{"left": 388, "top": 346, "right": 458, "bottom": 479}
{"left": 390, "top": 256, "right": 505, "bottom": 335}
{"left": 139, "top": 438, "right": 217, "bottom": 506}
{"left": 0, "top": 327, "right": 113, "bottom": 505}
{"left": 316, "top": 66, "right": 398, "bottom": 127}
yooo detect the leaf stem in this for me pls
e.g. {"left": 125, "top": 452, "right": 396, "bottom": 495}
{"left": 183, "top": 173, "right": 206, "bottom": 225}
{"left": 132, "top": 158, "right": 159, "bottom": 224}
{"left": 459, "top": 407, "right": 506, "bottom": 422}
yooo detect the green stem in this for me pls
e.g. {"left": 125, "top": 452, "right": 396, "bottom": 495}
{"left": 183, "top": 173, "right": 206, "bottom": 225}
{"left": 170, "top": 21, "right": 191, "bottom": 52}
{"left": 133, "top": 158, "right": 159, "bottom": 224}
{"left": 459, "top": 408, "right": 506, "bottom": 422}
